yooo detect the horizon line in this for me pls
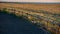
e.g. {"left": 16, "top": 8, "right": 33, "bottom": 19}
{"left": 0, "top": 2, "right": 60, "bottom": 4}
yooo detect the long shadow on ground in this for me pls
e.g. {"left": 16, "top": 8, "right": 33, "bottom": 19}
{"left": 0, "top": 12, "right": 49, "bottom": 34}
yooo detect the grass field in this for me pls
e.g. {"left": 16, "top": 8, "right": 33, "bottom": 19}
{"left": 0, "top": 3, "right": 60, "bottom": 34}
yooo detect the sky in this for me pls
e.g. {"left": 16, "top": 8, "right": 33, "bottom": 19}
{"left": 0, "top": 0, "right": 60, "bottom": 2}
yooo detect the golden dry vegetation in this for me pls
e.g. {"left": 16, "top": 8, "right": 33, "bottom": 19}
{"left": 0, "top": 3, "right": 60, "bottom": 34}
{"left": 0, "top": 3, "right": 60, "bottom": 14}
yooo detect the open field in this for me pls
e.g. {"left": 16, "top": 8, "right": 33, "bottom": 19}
{"left": 0, "top": 3, "right": 60, "bottom": 34}
{"left": 0, "top": 3, "right": 60, "bottom": 14}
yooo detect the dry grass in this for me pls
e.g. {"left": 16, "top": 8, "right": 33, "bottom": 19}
{"left": 0, "top": 3, "right": 60, "bottom": 34}
{"left": 0, "top": 3, "right": 60, "bottom": 14}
